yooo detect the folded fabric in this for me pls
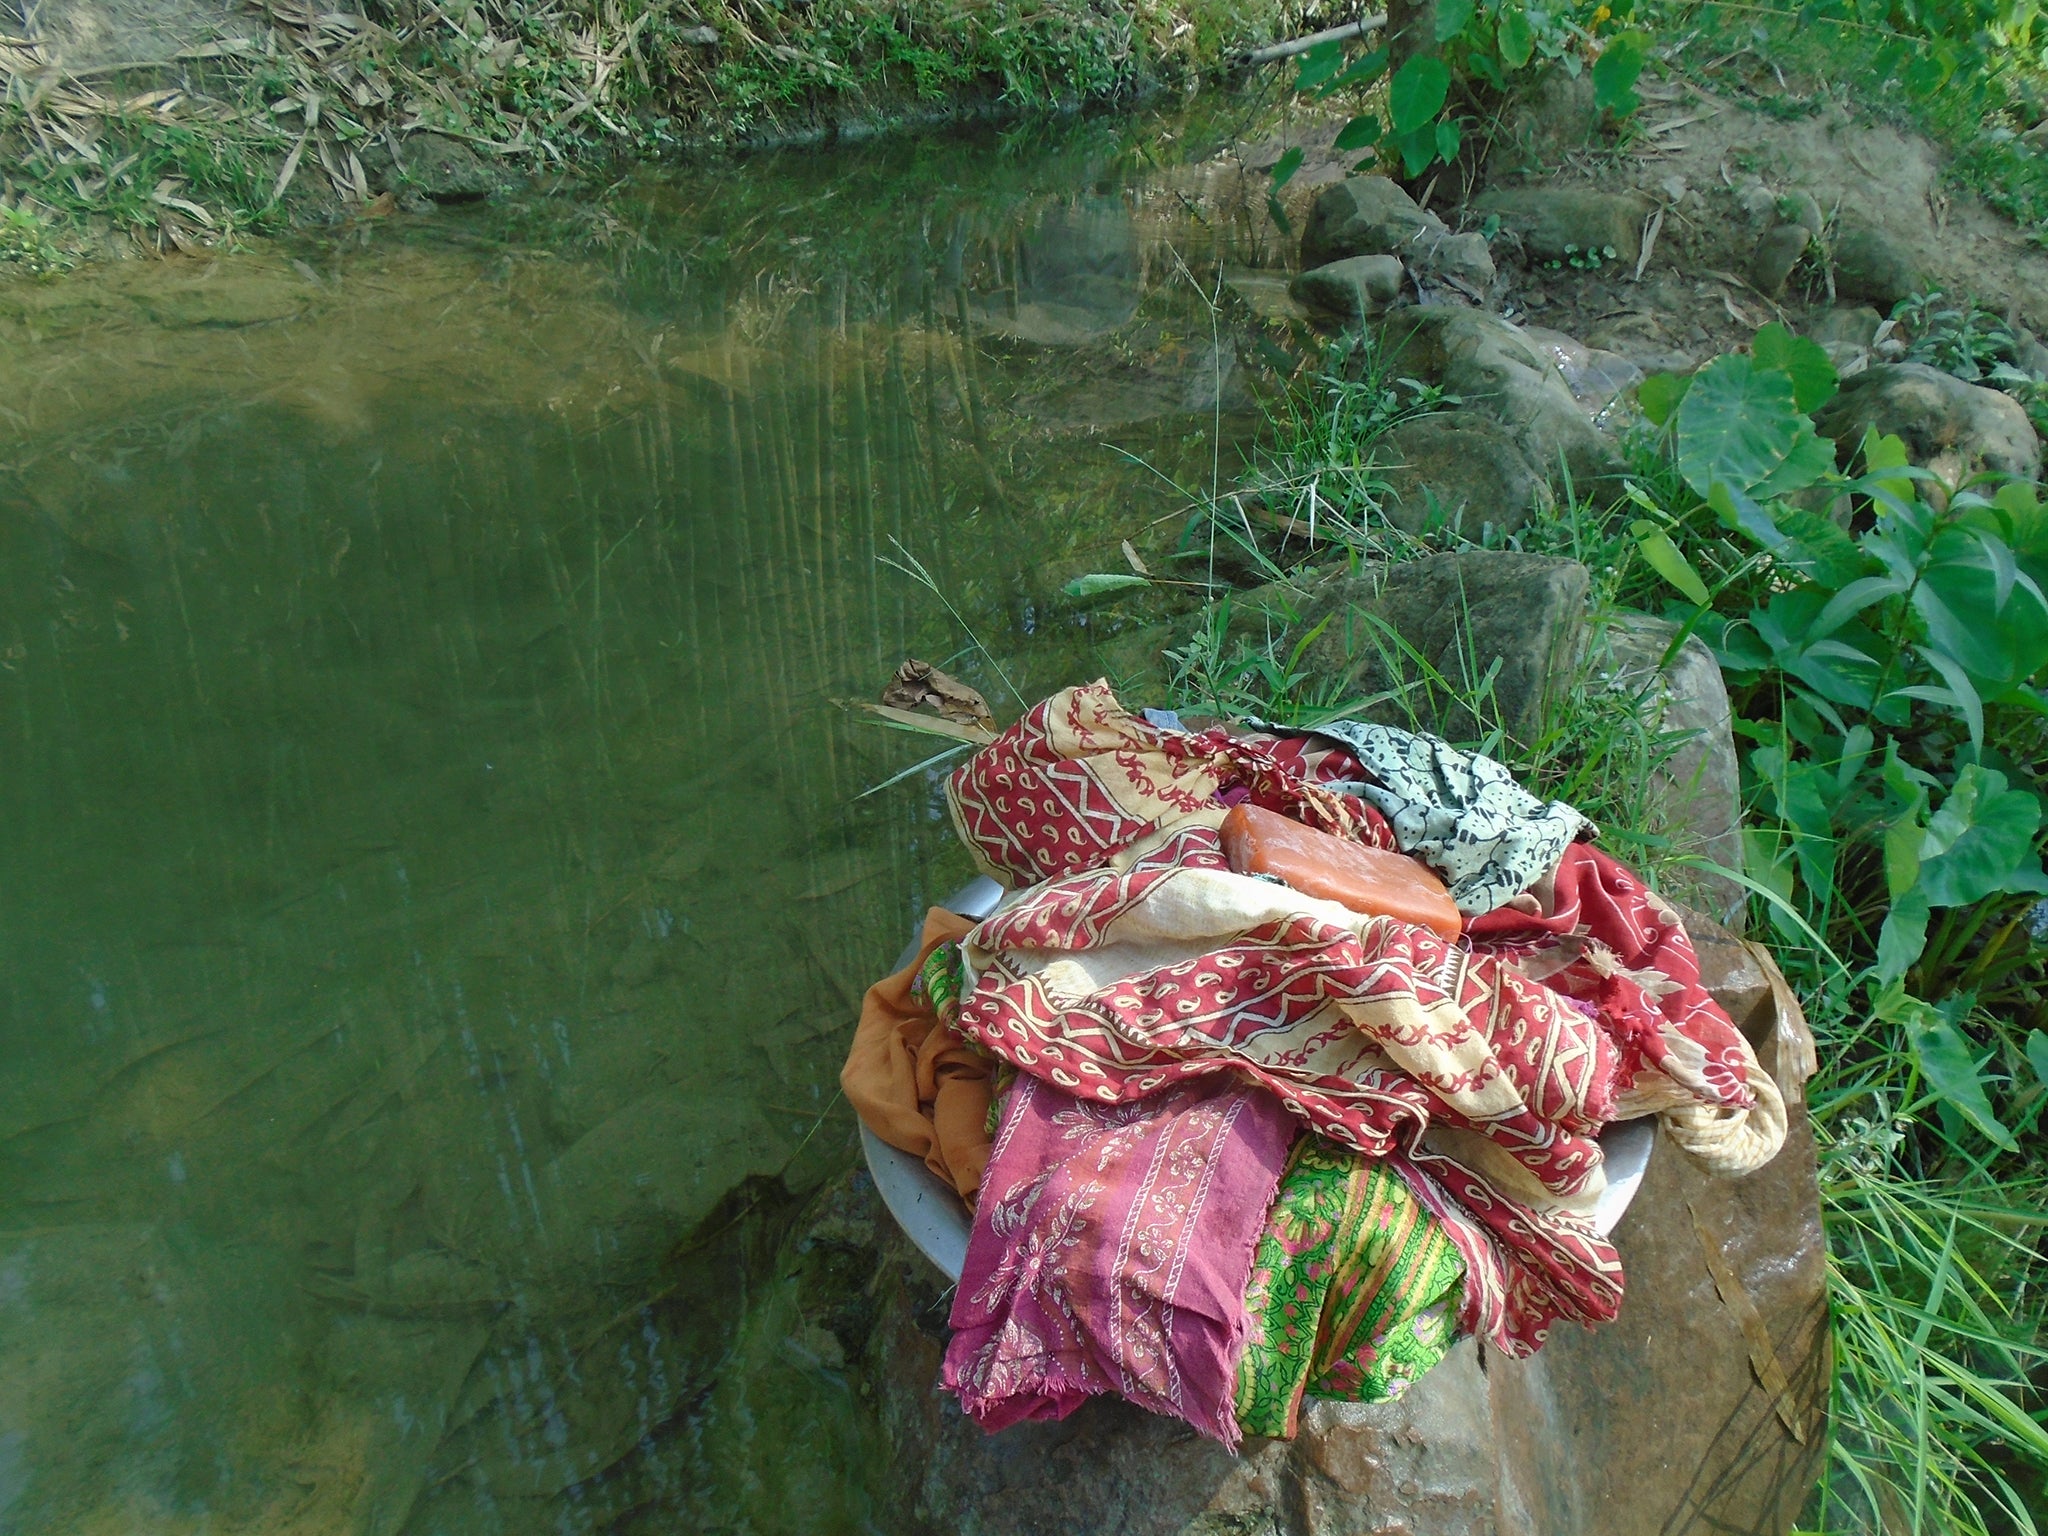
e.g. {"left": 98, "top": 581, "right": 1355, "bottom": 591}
{"left": 840, "top": 908, "right": 994, "bottom": 1202}
{"left": 1289, "top": 718, "right": 1593, "bottom": 918}
{"left": 943, "top": 1074, "right": 1297, "bottom": 1449}
{"left": 946, "top": 682, "right": 1787, "bottom": 1355}
{"left": 1234, "top": 1136, "right": 1464, "bottom": 1439}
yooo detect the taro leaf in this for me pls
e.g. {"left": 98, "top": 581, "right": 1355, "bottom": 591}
{"left": 1496, "top": 6, "right": 1535, "bottom": 68}
{"left": 1675, "top": 354, "right": 1818, "bottom": 501}
{"left": 1708, "top": 482, "right": 1787, "bottom": 552}
{"left": 1917, "top": 765, "right": 2048, "bottom": 907}
{"left": 1901, "top": 998, "right": 2018, "bottom": 1152}
{"left": 1397, "top": 123, "right": 1439, "bottom": 177}
{"left": 1436, "top": 118, "right": 1463, "bottom": 165}
{"left": 1637, "top": 370, "right": 1690, "bottom": 426}
{"left": 1327, "top": 46, "right": 1391, "bottom": 93}
{"left": 1271, "top": 145, "right": 1305, "bottom": 189}
{"left": 1296, "top": 38, "right": 1346, "bottom": 91}
{"left": 1334, "top": 114, "right": 1383, "bottom": 152}
{"left": 1591, "top": 33, "right": 1647, "bottom": 116}
{"left": 1062, "top": 573, "right": 1151, "bottom": 600}
{"left": 1389, "top": 56, "right": 1451, "bottom": 134}
{"left": 1630, "top": 519, "right": 1711, "bottom": 605}
{"left": 1774, "top": 504, "right": 1870, "bottom": 589}
{"left": 1750, "top": 322, "right": 1838, "bottom": 414}
{"left": 1435, "top": 0, "right": 1476, "bottom": 42}
{"left": 1876, "top": 887, "right": 1930, "bottom": 985}
{"left": 2029, "top": 1029, "right": 2048, "bottom": 1089}
{"left": 1884, "top": 803, "right": 1924, "bottom": 899}
{"left": 1748, "top": 427, "right": 1837, "bottom": 500}
{"left": 1911, "top": 523, "right": 2048, "bottom": 692}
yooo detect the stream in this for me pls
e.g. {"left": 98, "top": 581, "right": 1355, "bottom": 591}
{"left": 0, "top": 100, "right": 1293, "bottom": 1535}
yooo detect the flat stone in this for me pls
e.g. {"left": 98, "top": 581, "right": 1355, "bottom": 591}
{"left": 1814, "top": 361, "right": 2042, "bottom": 485}
{"left": 1304, "top": 550, "right": 1592, "bottom": 742}
{"left": 1597, "top": 615, "right": 1746, "bottom": 924}
{"left": 1749, "top": 223, "right": 1812, "bottom": 299}
{"left": 1472, "top": 187, "right": 1654, "bottom": 266}
{"left": 1377, "top": 307, "right": 1622, "bottom": 489}
{"left": 1289, "top": 256, "right": 1405, "bottom": 325}
{"left": 1831, "top": 225, "right": 1924, "bottom": 310}
{"left": 1377, "top": 414, "right": 1551, "bottom": 537}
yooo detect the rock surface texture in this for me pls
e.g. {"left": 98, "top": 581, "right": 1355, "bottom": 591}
{"left": 1376, "top": 415, "right": 1552, "bottom": 537}
{"left": 1814, "top": 361, "right": 2044, "bottom": 484}
{"left": 1290, "top": 256, "right": 1405, "bottom": 324}
{"left": 834, "top": 911, "right": 1827, "bottom": 1536}
{"left": 1471, "top": 187, "right": 1655, "bottom": 266}
{"left": 1375, "top": 308, "right": 1621, "bottom": 490}
{"left": 1300, "top": 178, "right": 1496, "bottom": 298}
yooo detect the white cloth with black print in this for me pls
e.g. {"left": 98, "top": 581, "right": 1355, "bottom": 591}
{"left": 1287, "top": 720, "right": 1592, "bottom": 917}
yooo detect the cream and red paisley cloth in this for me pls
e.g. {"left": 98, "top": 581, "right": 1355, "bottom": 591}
{"left": 941, "top": 682, "right": 1785, "bottom": 1357}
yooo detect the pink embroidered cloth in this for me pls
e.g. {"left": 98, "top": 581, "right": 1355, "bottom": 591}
{"left": 942, "top": 1074, "right": 1297, "bottom": 1449}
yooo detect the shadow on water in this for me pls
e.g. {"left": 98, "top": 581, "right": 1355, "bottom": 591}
{"left": 0, "top": 95, "right": 1296, "bottom": 1535}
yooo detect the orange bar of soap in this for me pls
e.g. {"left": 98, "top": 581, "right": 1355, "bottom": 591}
{"left": 1220, "top": 802, "right": 1462, "bottom": 939}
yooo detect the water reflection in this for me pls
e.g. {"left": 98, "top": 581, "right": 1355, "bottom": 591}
{"left": 0, "top": 102, "right": 1278, "bottom": 1535}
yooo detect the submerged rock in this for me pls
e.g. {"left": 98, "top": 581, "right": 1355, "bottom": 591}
{"left": 1814, "top": 361, "right": 2042, "bottom": 485}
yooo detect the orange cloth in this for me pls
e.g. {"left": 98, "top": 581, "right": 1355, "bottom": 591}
{"left": 1221, "top": 802, "right": 1463, "bottom": 940}
{"left": 841, "top": 907, "right": 993, "bottom": 1203}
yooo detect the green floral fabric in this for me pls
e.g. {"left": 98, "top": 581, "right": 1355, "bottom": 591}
{"left": 1233, "top": 1136, "right": 1465, "bottom": 1439}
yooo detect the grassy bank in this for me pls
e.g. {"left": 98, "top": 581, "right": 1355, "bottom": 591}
{"left": 0, "top": 0, "right": 1316, "bottom": 272}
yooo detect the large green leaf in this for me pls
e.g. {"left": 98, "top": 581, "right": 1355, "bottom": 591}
{"left": 1630, "top": 519, "right": 1711, "bottom": 605}
{"left": 1674, "top": 354, "right": 1830, "bottom": 502}
{"left": 1333, "top": 115, "right": 1382, "bottom": 151}
{"left": 1270, "top": 145, "right": 1304, "bottom": 189}
{"left": 2029, "top": 1029, "right": 2048, "bottom": 1089}
{"left": 1918, "top": 765, "right": 2048, "bottom": 907}
{"left": 1435, "top": 0, "right": 1476, "bottom": 41}
{"left": 1295, "top": 38, "right": 1346, "bottom": 91}
{"left": 1496, "top": 7, "right": 1534, "bottom": 68}
{"left": 1875, "top": 888, "right": 1930, "bottom": 984}
{"left": 1750, "top": 322, "right": 1838, "bottom": 414}
{"left": 1389, "top": 56, "right": 1451, "bottom": 134}
{"left": 1591, "top": 33, "right": 1646, "bottom": 115}
{"left": 1893, "top": 994, "right": 2019, "bottom": 1152}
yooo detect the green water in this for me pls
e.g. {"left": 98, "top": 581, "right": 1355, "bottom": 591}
{"left": 0, "top": 104, "right": 1285, "bottom": 1535}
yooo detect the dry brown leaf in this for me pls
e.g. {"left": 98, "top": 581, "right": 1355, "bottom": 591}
{"left": 881, "top": 658, "right": 998, "bottom": 736}
{"left": 1690, "top": 1201, "right": 1807, "bottom": 1443}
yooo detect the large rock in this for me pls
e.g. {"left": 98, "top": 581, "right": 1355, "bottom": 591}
{"left": 1814, "top": 361, "right": 2042, "bottom": 486}
{"left": 1304, "top": 550, "right": 1592, "bottom": 742}
{"left": 1299, "top": 177, "right": 1496, "bottom": 297}
{"left": 1471, "top": 187, "right": 1654, "bottom": 267}
{"left": 1596, "top": 616, "right": 1748, "bottom": 934}
{"left": 395, "top": 132, "right": 508, "bottom": 203}
{"left": 1492, "top": 66, "right": 1600, "bottom": 171}
{"left": 1376, "top": 307, "right": 1622, "bottom": 489}
{"left": 1830, "top": 225, "right": 1924, "bottom": 310}
{"left": 1377, "top": 414, "right": 1551, "bottom": 537}
{"left": 1749, "top": 223, "right": 1812, "bottom": 299}
{"left": 835, "top": 913, "right": 1826, "bottom": 1536}
{"left": 1289, "top": 256, "right": 1405, "bottom": 325}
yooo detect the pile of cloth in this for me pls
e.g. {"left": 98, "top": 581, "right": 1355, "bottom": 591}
{"left": 843, "top": 681, "right": 1786, "bottom": 1447}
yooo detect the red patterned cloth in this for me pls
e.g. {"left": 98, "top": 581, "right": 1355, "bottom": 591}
{"left": 945, "top": 682, "right": 1785, "bottom": 1355}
